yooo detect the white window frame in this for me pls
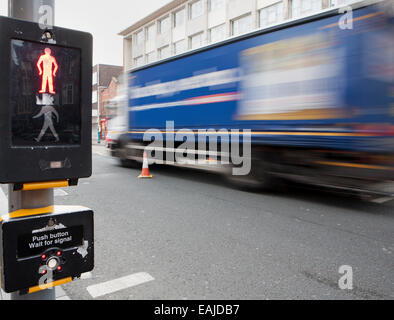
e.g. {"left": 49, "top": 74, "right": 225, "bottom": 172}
{"left": 290, "top": 0, "right": 323, "bottom": 19}
{"left": 231, "top": 14, "right": 252, "bottom": 36}
{"left": 259, "top": 2, "right": 284, "bottom": 28}
{"left": 209, "top": 23, "right": 226, "bottom": 43}
{"left": 174, "top": 39, "right": 187, "bottom": 55}
{"left": 189, "top": 0, "right": 204, "bottom": 20}
{"left": 146, "top": 51, "right": 156, "bottom": 64}
{"left": 92, "top": 72, "right": 97, "bottom": 85}
{"left": 158, "top": 16, "right": 170, "bottom": 34}
{"left": 134, "top": 55, "right": 144, "bottom": 67}
{"left": 189, "top": 32, "right": 204, "bottom": 50}
{"left": 158, "top": 45, "right": 170, "bottom": 60}
{"left": 92, "top": 90, "right": 98, "bottom": 104}
{"left": 133, "top": 29, "right": 144, "bottom": 45}
{"left": 208, "top": 0, "right": 226, "bottom": 12}
{"left": 173, "top": 8, "right": 186, "bottom": 28}
{"left": 145, "top": 24, "right": 155, "bottom": 42}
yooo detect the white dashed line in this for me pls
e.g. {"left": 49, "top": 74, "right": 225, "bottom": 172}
{"left": 94, "top": 152, "right": 106, "bottom": 157}
{"left": 54, "top": 189, "right": 68, "bottom": 197}
{"left": 86, "top": 272, "right": 154, "bottom": 298}
{"left": 80, "top": 272, "right": 93, "bottom": 280}
{"left": 55, "top": 287, "right": 72, "bottom": 300}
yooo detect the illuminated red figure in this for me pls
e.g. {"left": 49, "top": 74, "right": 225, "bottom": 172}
{"left": 36, "top": 48, "right": 58, "bottom": 94}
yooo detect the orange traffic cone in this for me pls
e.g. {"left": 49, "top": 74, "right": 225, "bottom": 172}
{"left": 138, "top": 152, "right": 153, "bottom": 179}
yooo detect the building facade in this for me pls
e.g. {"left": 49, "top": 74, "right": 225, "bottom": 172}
{"left": 101, "top": 77, "right": 121, "bottom": 119}
{"left": 92, "top": 64, "right": 123, "bottom": 139}
{"left": 119, "top": 0, "right": 357, "bottom": 71}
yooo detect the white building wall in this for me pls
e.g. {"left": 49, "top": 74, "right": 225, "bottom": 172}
{"left": 132, "top": 44, "right": 144, "bottom": 58}
{"left": 227, "top": 0, "right": 254, "bottom": 20}
{"left": 208, "top": 7, "right": 226, "bottom": 29}
{"left": 122, "top": 0, "right": 361, "bottom": 71}
{"left": 145, "top": 38, "right": 156, "bottom": 53}
{"left": 173, "top": 25, "right": 187, "bottom": 42}
{"left": 186, "top": 14, "right": 206, "bottom": 36}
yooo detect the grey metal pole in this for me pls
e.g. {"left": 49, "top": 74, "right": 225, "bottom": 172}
{"left": 8, "top": 0, "right": 56, "bottom": 301}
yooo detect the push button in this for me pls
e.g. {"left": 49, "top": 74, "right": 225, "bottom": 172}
{"left": 47, "top": 257, "right": 59, "bottom": 270}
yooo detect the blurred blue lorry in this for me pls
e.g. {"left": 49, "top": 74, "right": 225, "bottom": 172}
{"left": 112, "top": 0, "right": 394, "bottom": 195}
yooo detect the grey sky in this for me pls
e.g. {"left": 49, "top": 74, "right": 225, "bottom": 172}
{"left": 0, "top": 0, "right": 171, "bottom": 66}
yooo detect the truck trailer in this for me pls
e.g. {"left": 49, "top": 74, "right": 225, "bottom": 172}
{"left": 113, "top": 0, "right": 394, "bottom": 195}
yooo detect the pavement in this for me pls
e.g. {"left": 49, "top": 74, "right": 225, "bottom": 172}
{"left": 1, "top": 144, "right": 393, "bottom": 300}
{"left": 0, "top": 287, "right": 70, "bottom": 301}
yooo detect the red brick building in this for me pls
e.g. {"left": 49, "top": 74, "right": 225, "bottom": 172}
{"left": 101, "top": 77, "right": 120, "bottom": 119}
{"left": 92, "top": 64, "right": 123, "bottom": 140}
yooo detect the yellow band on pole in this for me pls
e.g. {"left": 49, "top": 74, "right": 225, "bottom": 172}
{"left": 22, "top": 180, "right": 69, "bottom": 191}
{"left": 28, "top": 277, "right": 72, "bottom": 294}
{"left": 9, "top": 205, "right": 55, "bottom": 219}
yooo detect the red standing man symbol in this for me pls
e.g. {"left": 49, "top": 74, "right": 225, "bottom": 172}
{"left": 36, "top": 48, "right": 58, "bottom": 94}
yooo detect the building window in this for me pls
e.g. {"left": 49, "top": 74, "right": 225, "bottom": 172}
{"left": 190, "top": 0, "right": 204, "bottom": 20}
{"left": 209, "top": 24, "right": 226, "bottom": 43}
{"left": 146, "top": 51, "right": 156, "bottom": 64}
{"left": 63, "top": 84, "right": 74, "bottom": 105}
{"left": 190, "top": 32, "right": 203, "bottom": 50}
{"left": 133, "top": 30, "right": 144, "bottom": 45}
{"left": 232, "top": 14, "right": 252, "bottom": 36}
{"left": 158, "top": 45, "right": 170, "bottom": 59}
{"left": 208, "top": 0, "right": 225, "bottom": 11}
{"left": 134, "top": 55, "right": 144, "bottom": 67}
{"left": 92, "top": 72, "right": 97, "bottom": 85}
{"left": 174, "top": 9, "right": 185, "bottom": 28}
{"left": 158, "top": 16, "right": 170, "bottom": 34}
{"left": 92, "top": 90, "right": 97, "bottom": 104}
{"left": 291, "top": 0, "right": 322, "bottom": 18}
{"left": 174, "top": 39, "right": 187, "bottom": 55}
{"left": 146, "top": 24, "right": 155, "bottom": 41}
{"left": 259, "top": 2, "right": 284, "bottom": 28}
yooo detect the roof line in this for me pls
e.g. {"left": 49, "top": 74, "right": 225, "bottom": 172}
{"left": 118, "top": 0, "right": 187, "bottom": 36}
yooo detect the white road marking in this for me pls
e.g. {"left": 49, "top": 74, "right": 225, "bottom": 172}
{"left": 54, "top": 189, "right": 68, "bottom": 197}
{"left": 55, "top": 287, "right": 72, "bottom": 300}
{"left": 94, "top": 152, "right": 106, "bottom": 156}
{"left": 86, "top": 272, "right": 154, "bottom": 298}
{"left": 371, "top": 197, "right": 393, "bottom": 204}
{"left": 80, "top": 272, "right": 93, "bottom": 280}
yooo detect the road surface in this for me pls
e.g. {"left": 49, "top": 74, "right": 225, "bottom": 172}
{"left": 2, "top": 145, "right": 393, "bottom": 300}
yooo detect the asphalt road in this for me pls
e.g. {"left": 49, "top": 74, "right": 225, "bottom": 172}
{"left": 54, "top": 146, "right": 394, "bottom": 299}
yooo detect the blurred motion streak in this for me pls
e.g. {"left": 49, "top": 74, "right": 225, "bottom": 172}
{"left": 113, "top": 0, "right": 394, "bottom": 196}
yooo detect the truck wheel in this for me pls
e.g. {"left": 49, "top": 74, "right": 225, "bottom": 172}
{"left": 118, "top": 148, "right": 139, "bottom": 168}
{"left": 225, "top": 156, "right": 274, "bottom": 192}
{"left": 225, "top": 168, "right": 272, "bottom": 192}
{"left": 120, "top": 158, "right": 138, "bottom": 168}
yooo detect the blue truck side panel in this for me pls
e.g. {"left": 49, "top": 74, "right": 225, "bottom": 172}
{"left": 127, "top": 3, "right": 394, "bottom": 153}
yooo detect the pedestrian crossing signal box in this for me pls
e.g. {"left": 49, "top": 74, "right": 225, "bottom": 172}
{"left": 0, "top": 206, "right": 94, "bottom": 293}
{"left": 0, "top": 16, "right": 93, "bottom": 184}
